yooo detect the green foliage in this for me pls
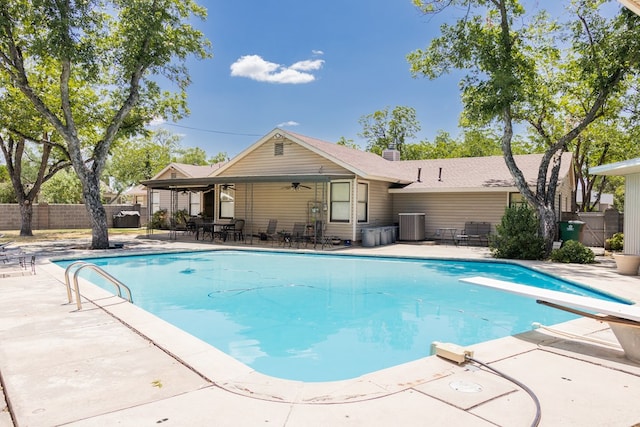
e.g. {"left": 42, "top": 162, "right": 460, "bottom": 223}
{"left": 358, "top": 106, "right": 420, "bottom": 157}
{"left": 150, "top": 209, "right": 169, "bottom": 229}
{"left": 209, "top": 152, "right": 230, "bottom": 164}
{"left": 606, "top": 232, "right": 624, "bottom": 251}
{"left": 173, "top": 208, "right": 189, "bottom": 225}
{"left": 407, "top": 0, "right": 640, "bottom": 249}
{"left": 336, "top": 137, "right": 360, "bottom": 150}
{"left": 490, "top": 204, "right": 545, "bottom": 260}
{"left": 174, "top": 147, "right": 208, "bottom": 165}
{"left": 0, "top": 181, "right": 17, "bottom": 203}
{"left": 550, "top": 240, "right": 595, "bottom": 264}
{"left": 0, "top": 0, "right": 211, "bottom": 248}
{"left": 39, "top": 169, "right": 84, "bottom": 203}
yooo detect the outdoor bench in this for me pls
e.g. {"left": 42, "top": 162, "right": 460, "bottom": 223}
{"left": 456, "top": 222, "right": 491, "bottom": 246}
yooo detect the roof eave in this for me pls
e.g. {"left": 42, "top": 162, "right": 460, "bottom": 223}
{"left": 590, "top": 157, "right": 640, "bottom": 176}
{"left": 389, "top": 186, "right": 522, "bottom": 194}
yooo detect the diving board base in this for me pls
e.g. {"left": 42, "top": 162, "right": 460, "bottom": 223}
{"left": 460, "top": 276, "right": 640, "bottom": 364}
{"left": 610, "top": 323, "right": 640, "bottom": 363}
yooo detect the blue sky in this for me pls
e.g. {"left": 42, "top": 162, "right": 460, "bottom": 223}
{"left": 150, "top": 0, "right": 470, "bottom": 158}
{"left": 151, "top": 1, "right": 606, "bottom": 158}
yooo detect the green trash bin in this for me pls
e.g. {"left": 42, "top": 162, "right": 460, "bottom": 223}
{"left": 559, "top": 220, "right": 584, "bottom": 242}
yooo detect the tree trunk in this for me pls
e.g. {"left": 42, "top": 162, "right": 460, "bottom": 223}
{"left": 83, "top": 181, "right": 110, "bottom": 249}
{"left": 538, "top": 204, "right": 557, "bottom": 256}
{"left": 19, "top": 199, "right": 33, "bottom": 236}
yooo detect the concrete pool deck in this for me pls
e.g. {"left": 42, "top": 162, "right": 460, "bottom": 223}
{"left": 1, "top": 234, "right": 640, "bottom": 426}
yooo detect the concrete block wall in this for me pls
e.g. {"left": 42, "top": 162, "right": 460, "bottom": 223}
{"left": 0, "top": 203, "right": 147, "bottom": 230}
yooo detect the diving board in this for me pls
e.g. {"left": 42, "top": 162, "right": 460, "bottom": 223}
{"left": 460, "top": 276, "right": 640, "bottom": 363}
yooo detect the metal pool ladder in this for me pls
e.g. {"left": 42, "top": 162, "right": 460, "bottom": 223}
{"left": 64, "top": 261, "right": 133, "bottom": 310}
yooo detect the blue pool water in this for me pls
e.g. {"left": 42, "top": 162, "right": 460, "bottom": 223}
{"left": 55, "top": 251, "right": 624, "bottom": 382}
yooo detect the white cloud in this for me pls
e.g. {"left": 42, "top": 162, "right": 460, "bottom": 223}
{"left": 277, "top": 121, "right": 299, "bottom": 128}
{"left": 312, "top": 49, "right": 324, "bottom": 56}
{"left": 230, "top": 54, "right": 324, "bottom": 84}
{"left": 290, "top": 59, "right": 324, "bottom": 72}
{"left": 148, "top": 116, "right": 166, "bottom": 126}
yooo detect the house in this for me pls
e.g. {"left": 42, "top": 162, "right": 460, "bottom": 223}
{"left": 591, "top": 157, "right": 640, "bottom": 255}
{"left": 129, "top": 162, "right": 226, "bottom": 215}
{"left": 141, "top": 128, "right": 575, "bottom": 243}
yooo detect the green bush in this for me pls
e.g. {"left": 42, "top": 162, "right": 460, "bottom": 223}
{"left": 173, "top": 208, "right": 189, "bottom": 225}
{"left": 550, "top": 240, "right": 595, "bottom": 264}
{"left": 606, "top": 232, "right": 623, "bottom": 251}
{"left": 490, "top": 204, "right": 545, "bottom": 260}
{"left": 150, "top": 209, "right": 168, "bottom": 229}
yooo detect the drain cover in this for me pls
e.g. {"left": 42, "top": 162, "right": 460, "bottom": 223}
{"left": 449, "top": 380, "right": 483, "bottom": 393}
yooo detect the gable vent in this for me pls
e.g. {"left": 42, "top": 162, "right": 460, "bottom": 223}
{"left": 274, "top": 142, "right": 284, "bottom": 156}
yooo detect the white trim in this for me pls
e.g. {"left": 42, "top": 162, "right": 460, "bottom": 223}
{"left": 590, "top": 157, "right": 640, "bottom": 176}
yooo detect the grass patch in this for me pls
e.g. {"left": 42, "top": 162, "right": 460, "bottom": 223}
{"left": 0, "top": 228, "right": 146, "bottom": 243}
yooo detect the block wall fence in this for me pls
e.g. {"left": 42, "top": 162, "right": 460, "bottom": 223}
{"left": 0, "top": 203, "right": 148, "bottom": 230}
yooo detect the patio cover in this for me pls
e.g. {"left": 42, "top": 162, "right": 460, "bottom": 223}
{"left": 140, "top": 174, "right": 356, "bottom": 190}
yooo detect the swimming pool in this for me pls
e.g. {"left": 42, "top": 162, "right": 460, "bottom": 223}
{"left": 55, "top": 251, "right": 624, "bottom": 382}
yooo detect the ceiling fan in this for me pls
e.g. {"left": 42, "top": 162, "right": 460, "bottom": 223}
{"left": 220, "top": 183, "right": 235, "bottom": 190}
{"left": 283, "top": 182, "right": 311, "bottom": 191}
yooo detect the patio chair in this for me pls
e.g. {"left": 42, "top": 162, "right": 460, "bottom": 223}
{"left": 227, "top": 219, "right": 245, "bottom": 241}
{"left": 264, "top": 219, "right": 278, "bottom": 245}
{"left": 290, "top": 222, "right": 308, "bottom": 248}
{"left": 311, "top": 220, "right": 332, "bottom": 249}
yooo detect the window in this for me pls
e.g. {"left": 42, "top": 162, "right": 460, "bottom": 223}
{"left": 274, "top": 142, "right": 284, "bottom": 156}
{"left": 189, "top": 192, "right": 200, "bottom": 216}
{"left": 330, "top": 182, "right": 350, "bottom": 222}
{"left": 219, "top": 186, "right": 235, "bottom": 219}
{"left": 357, "top": 182, "right": 368, "bottom": 223}
{"left": 509, "top": 192, "right": 526, "bottom": 207}
{"left": 151, "top": 191, "right": 160, "bottom": 213}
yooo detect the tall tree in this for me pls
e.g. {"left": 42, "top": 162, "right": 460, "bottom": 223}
{"left": 106, "top": 129, "right": 181, "bottom": 197}
{"left": 0, "top": 0, "right": 211, "bottom": 248}
{"left": 358, "top": 106, "right": 420, "bottom": 157}
{"left": 0, "top": 82, "right": 71, "bottom": 235}
{"left": 408, "top": 0, "right": 640, "bottom": 254}
{"left": 175, "top": 146, "right": 208, "bottom": 165}
{"left": 0, "top": 133, "right": 70, "bottom": 235}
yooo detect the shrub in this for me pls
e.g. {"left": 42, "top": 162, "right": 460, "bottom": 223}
{"left": 490, "top": 204, "right": 545, "bottom": 260}
{"left": 150, "top": 209, "right": 168, "bottom": 229}
{"left": 173, "top": 208, "right": 189, "bottom": 225}
{"left": 550, "top": 240, "right": 595, "bottom": 264}
{"left": 606, "top": 232, "right": 623, "bottom": 252}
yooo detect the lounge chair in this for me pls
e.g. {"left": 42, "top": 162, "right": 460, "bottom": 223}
{"left": 264, "top": 219, "right": 278, "bottom": 245}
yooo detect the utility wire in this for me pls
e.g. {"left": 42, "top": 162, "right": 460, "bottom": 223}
{"left": 164, "top": 123, "right": 262, "bottom": 137}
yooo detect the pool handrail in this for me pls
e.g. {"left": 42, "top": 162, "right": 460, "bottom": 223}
{"left": 64, "top": 261, "right": 133, "bottom": 310}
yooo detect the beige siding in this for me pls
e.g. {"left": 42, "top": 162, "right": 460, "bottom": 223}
{"left": 156, "top": 167, "right": 190, "bottom": 180}
{"left": 625, "top": 174, "right": 640, "bottom": 254}
{"left": 221, "top": 138, "right": 352, "bottom": 176}
{"left": 392, "top": 192, "right": 509, "bottom": 237}
{"left": 226, "top": 180, "right": 396, "bottom": 242}
{"left": 155, "top": 189, "right": 195, "bottom": 216}
{"left": 556, "top": 175, "right": 574, "bottom": 213}
{"left": 231, "top": 182, "right": 329, "bottom": 237}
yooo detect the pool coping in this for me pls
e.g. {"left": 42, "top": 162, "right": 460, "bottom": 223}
{"left": 38, "top": 245, "right": 640, "bottom": 404}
